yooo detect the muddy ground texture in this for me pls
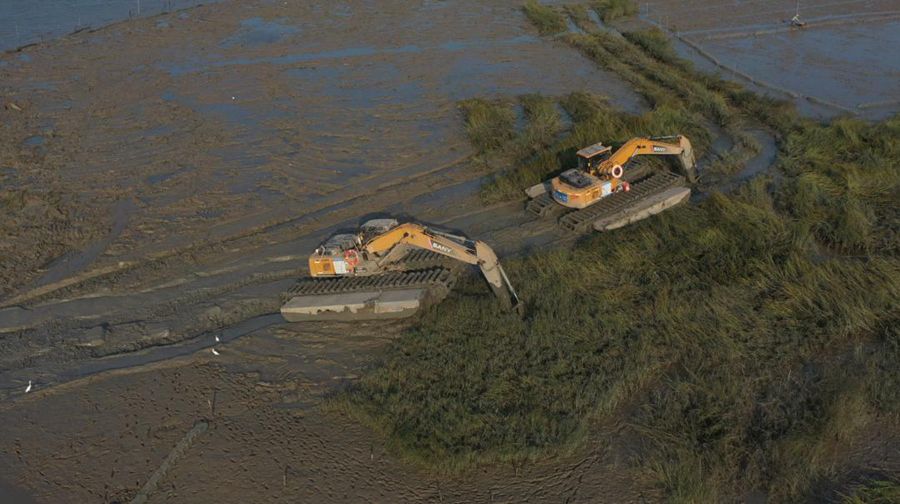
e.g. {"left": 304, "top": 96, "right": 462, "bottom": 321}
{"left": 0, "top": 0, "right": 898, "bottom": 502}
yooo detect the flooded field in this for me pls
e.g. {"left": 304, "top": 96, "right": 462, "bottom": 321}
{"left": 642, "top": 0, "right": 900, "bottom": 119}
{"left": 1, "top": 0, "right": 898, "bottom": 502}
{"left": 698, "top": 20, "right": 900, "bottom": 117}
{"left": 0, "top": 0, "right": 214, "bottom": 51}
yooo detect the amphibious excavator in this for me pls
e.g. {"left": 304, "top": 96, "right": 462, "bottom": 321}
{"left": 280, "top": 219, "right": 520, "bottom": 321}
{"left": 526, "top": 135, "right": 697, "bottom": 233}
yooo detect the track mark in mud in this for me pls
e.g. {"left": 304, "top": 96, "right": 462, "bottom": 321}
{"left": 33, "top": 198, "right": 137, "bottom": 288}
{"left": 0, "top": 314, "right": 282, "bottom": 401}
{"left": 2, "top": 153, "right": 474, "bottom": 308}
{"left": 163, "top": 35, "right": 539, "bottom": 75}
{"left": 131, "top": 420, "right": 209, "bottom": 504}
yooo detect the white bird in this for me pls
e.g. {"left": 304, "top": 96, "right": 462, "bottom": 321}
{"left": 211, "top": 348, "right": 220, "bottom": 356}
{"left": 215, "top": 335, "right": 220, "bottom": 343}
{"left": 25, "top": 380, "right": 32, "bottom": 393}
{"left": 231, "top": 96, "right": 236, "bottom": 100}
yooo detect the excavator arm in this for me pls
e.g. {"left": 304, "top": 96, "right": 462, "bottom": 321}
{"left": 363, "top": 223, "right": 521, "bottom": 312}
{"left": 597, "top": 135, "right": 696, "bottom": 183}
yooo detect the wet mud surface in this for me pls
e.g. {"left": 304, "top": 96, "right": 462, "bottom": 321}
{"left": 643, "top": 0, "right": 900, "bottom": 119}
{"left": 0, "top": 0, "right": 216, "bottom": 52}
{"left": 1, "top": 0, "right": 896, "bottom": 502}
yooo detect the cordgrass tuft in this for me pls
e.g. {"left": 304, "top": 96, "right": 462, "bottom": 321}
{"left": 522, "top": 1, "right": 567, "bottom": 35}
{"left": 592, "top": 0, "right": 638, "bottom": 22}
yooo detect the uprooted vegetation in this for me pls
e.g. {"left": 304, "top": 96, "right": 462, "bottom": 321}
{"left": 336, "top": 10, "right": 900, "bottom": 504}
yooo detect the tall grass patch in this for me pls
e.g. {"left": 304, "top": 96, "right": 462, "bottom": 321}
{"left": 592, "top": 0, "right": 638, "bottom": 22}
{"left": 522, "top": 1, "right": 566, "bottom": 35}
{"left": 458, "top": 97, "right": 516, "bottom": 154}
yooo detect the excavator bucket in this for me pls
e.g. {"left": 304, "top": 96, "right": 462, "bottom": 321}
{"left": 473, "top": 242, "right": 521, "bottom": 314}
{"left": 677, "top": 136, "right": 697, "bottom": 183}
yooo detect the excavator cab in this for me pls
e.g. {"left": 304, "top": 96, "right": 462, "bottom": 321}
{"left": 309, "top": 234, "right": 359, "bottom": 276}
{"left": 359, "top": 218, "right": 399, "bottom": 241}
{"left": 576, "top": 142, "right": 612, "bottom": 174}
{"left": 554, "top": 142, "right": 628, "bottom": 209}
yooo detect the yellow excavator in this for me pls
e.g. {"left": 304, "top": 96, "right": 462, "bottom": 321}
{"left": 550, "top": 136, "right": 696, "bottom": 209}
{"left": 282, "top": 219, "right": 520, "bottom": 321}
{"left": 526, "top": 135, "right": 696, "bottom": 232}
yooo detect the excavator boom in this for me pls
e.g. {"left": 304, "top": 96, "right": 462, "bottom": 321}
{"left": 597, "top": 136, "right": 696, "bottom": 183}
{"left": 362, "top": 223, "right": 521, "bottom": 311}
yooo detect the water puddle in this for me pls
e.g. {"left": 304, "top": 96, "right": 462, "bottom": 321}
{"left": 146, "top": 164, "right": 192, "bottom": 185}
{"left": 566, "top": 16, "right": 586, "bottom": 35}
{"left": 23, "top": 81, "right": 57, "bottom": 91}
{"left": 0, "top": 313, "right": 284, "bottom": 400}
{"left": 161, "top": 89, "right": 289, "bottom": 132}
{"left": 143, "top": 124, "right": 175, "bottom": 138}
{"left": 696, "top": 129, "right": 778, "bottom": 199}
{"left": 728, "top": 129, "right": 779, "bottom": 187}
{"left": 0, "top": 0, "right": 218, "bottom": 51}
{"left": 220, "top": 17, "right": 300, "bottom": 48}
{"left": 227, "top": 169, "right": 278, "bottom": 196}
{"left": 163, "top": 35, "right": 539, "bottom": 76}
{"left": 587, "top": 9, "right": 604, "bottom": 29}
{"left": 22, "top": 135, "right": 44, "bottom": 147}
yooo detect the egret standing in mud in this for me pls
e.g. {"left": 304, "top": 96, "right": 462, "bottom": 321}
{"left": 211, "top": 348, "right": 220, "bottom": 356}
{"left": 25, "top": 380, "right": 32, "bottom": 393}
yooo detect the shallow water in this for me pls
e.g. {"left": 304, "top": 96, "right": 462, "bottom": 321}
{"left": 0, "top": 0, "right": 216, "bottom": 51}
{"left": 686, "top": 20, "right": 900, "bottom": 118}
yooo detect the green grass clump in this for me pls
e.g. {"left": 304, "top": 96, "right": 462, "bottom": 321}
{"left": 592, "top": 0, "right": 638, "bottom": 22}
{"left": 623, "top": 28, "right": 690, "bottom": 71}
{"left": 841, "top": 478, "right": 900, "bottom": 504}
{"left": 458, "top": 98, "right": 516, "bottom": 154}
{"left": 518, "top": 94, "right": 564, "bottom": 155}
{"left": 522, "top": 1, "right": 567, "bottom": 35}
